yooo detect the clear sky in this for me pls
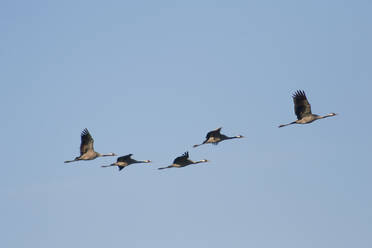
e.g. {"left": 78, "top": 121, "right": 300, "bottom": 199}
{"left": 1, "top": 0, "right": 371, "bottom": 247}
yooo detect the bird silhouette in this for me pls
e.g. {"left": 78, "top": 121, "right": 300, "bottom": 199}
{"left": 64, "top": 128, "right": 117, "bottom": 163}
{"left": 101, "top": 154, "right": 151, "bottom": 171}
{"left": 279, "top": 90, "right": 337, "bottom": 128}
{"left": 158, "top": 152, "right": 208, "bottom": 170}
{"left": 193, "top": 127, "right": 243, "bottom": 147}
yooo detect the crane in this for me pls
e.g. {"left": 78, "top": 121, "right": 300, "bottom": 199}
{"left": 158, "top": 152, "right": 208, "bottom": 170}
{"left": 64, "top": 128, "right": 117, "bottom": 163}
{"left": 193, "top": 127, "right": 243, "bottom": 148}
{"left": 279, "top": 90, "right": 337, "bottom": 128}
{"left": 101, "top": 154, "right": 151, "bottom": 171}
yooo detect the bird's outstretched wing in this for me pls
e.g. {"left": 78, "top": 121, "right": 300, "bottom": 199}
{"left": 173, "top": 152, "right": 189, "bottom": 164}
{"left": 206, "top": 127, "right": 222, "bottom": 139}
{"left": 117, "top": 154, "right": 133, "bottom": 162}
{"left": 80, "top": 128, "right": 94, "bottom": 155}
{"left": 293, "top": 90, "right": 312, "bottom": 120}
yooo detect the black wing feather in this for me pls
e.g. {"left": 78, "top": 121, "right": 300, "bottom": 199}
{"left": 206, "top": 127, "right": 222, "bottom": 139}
{"left": 292, "top": 90, "right": 312, "bottom": 120}
{"left": 80, "top": 128, "right": 94, "bottom": 155}
{"left": 117, "top": 154, "right": 133, "bottom": 162}
{"left": 173, "top": 152, "right": 189, "bottom": 164}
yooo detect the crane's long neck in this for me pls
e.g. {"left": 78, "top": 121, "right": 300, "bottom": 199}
{"left": 193, "top": 160, "right": 208, "bottom": 164}
{"left": 100, "top": 153, "right": 116, "bottom": 157}
{"left": 223, "top": 135, "right": 243, "bottom": 140}
{"left": 317, "top": 113, "right": 337, "bottom": 119}
{"left": 229, "top": 136, "right": 241, "bottom": 139}
{"left": 278, "top": 121, "right": 297, "bottom": 128}
{"left": 133, "top": 160, "right": 151, "bottom": 164}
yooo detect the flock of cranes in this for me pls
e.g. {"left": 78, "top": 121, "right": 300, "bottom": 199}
{"left": 64, "top": 90, "right": 337, "bottom": 171}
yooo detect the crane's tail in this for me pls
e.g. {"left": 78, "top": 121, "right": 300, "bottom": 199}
{"left": 158, "top": 165, "right": 173, "bottom": 170}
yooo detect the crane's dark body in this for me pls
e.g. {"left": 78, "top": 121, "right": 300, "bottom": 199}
{"left": 279, "top": 90, "right": 337, "bottom": 128}
{"left": 158, "top": 152, "right": 208, "bottom": 170}
{"left": 64, "top": 128, "right": 116, "bottom": 163}
{"left": 101, "top": 154, "right": 151, "bottom": 171}
{"left": 193, "top": 127, "right": 243, "bottom": 148}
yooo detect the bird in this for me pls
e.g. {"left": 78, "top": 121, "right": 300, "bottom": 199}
{"left": 64, "top": 128, "right": 117, "bottom": 163}
{"left": 158, "top": 152, "right": 208, "bottom": 170}
{"left": 278, "top": 90, "right": 337, "bottom": 128}
{"left": 193, "top": 127, "right": 244, "bottom": 148}
{"left": 101, "top": 154, "right": 151, "bottom": 171}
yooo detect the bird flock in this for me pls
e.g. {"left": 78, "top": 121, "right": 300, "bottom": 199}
{"left": 64, "top": 90, "right": 337, "bottom": 171}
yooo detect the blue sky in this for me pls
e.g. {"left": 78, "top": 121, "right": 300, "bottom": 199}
{"left": 1, "top": 0, "right": 372, "bottom": 247}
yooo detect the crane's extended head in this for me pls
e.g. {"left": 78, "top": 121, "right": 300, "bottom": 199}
{"left": 319, "top": 112, "right": 337, "bottom": 119}
{"left": 196, "top": 159, "right": 209, "bottom": 163}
